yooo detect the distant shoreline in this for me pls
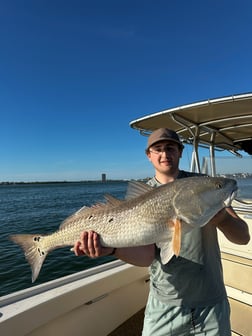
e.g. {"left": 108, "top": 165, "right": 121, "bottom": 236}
{"left": 0, "top": 180, "right": 125, "bottom": 185}
{"left": 0, "top": 174, "right": 251, "bottom": 186}
{"left": 0, "top": 179, "right": 149, "bottom": 186}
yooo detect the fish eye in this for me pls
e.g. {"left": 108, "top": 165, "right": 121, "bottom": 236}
{"left": 215, "top": 183, "right": 223, "bottom": 189}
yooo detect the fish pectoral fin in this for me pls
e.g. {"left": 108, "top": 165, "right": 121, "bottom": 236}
{"left": 172, "top": 218, "right": 181, "bottom": 257}
{"left": 156, "top": 241, "right": 174, "bottom": 264}
{"left": 157, "top": 218, "right": 182, "bottom": 265}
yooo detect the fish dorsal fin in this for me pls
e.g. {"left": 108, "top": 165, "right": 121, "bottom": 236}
{"left": 91, "top": 202, "right": 108, "bottom": 209}
{"left": 75, "top": 205, "right": 89, "bottom": 214}
{"left": 59, "top": 194, "right": 122, "bottom": 230}
{"left": 125, "top": 181, "right": 153, "bottom": 200}
{"left": 104, "top": 194, "right": 123, "bottom": 206}
{"left": 59, "top": 205, "right": 92, "bottom": 229}
{"left": 91, "top": 193, "right": 123, "bottom": 208}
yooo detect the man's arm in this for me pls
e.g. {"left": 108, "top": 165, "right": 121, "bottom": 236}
{"left": 211, "top": 207, "right": 250, "bottom": 244}
{"left": 73, "top": 231, "right": 155, "bottom": 267}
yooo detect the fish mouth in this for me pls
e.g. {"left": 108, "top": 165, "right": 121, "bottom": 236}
{"left": 224, "top": 188, "right": 237, "bottom": 207}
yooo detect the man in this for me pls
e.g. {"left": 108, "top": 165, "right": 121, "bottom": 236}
{"left": 74, "top": 128, "right": 250, "bottom": 335}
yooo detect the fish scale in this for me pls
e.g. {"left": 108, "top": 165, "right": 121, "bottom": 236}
{"left": 10, "top": 176, "right": 237, "bottom": 282}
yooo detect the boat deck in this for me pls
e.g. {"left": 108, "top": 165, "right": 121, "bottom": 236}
{"left": 108, "top": 308, "right": 145, "bottom": 336}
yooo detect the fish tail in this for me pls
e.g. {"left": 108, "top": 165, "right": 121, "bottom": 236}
{"left": 10, "top": 234, "right": 49, "bottom": 283}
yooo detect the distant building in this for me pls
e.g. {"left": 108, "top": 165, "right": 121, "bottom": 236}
{"left": 101, "top": 173, "right": 106, "bottom": 182}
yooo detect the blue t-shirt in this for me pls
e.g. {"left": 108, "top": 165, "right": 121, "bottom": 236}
{"left": 147, "top": 170, "right": 227, "bottom": 308}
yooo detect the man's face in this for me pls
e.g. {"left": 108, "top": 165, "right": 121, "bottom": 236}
{"left": 147, "top": 140, "right": 182, "bottom": 174}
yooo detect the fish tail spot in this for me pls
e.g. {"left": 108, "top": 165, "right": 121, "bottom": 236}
{"left": 37, "top": 247, "right": 45, "bottom": 256}
{"left": 34, "top": 236, "right": 41, "bottom": 242}
{"left": 9, "top": 233, "right": 48, "bottom": 283}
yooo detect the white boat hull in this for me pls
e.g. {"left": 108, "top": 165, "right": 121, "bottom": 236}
{"left": 0, "top": 261, "right": 149, "bottom": 336}
{"left": 218, "top": 211, "right": 252, "bottom": 336}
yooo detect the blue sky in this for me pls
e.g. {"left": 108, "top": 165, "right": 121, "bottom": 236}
{"left": 1, "top": 0, "right": 252, "bottom": 182}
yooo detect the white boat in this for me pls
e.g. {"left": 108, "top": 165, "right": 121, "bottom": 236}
{"left": 1, "top": 93, "right": 251, "bottom": 336}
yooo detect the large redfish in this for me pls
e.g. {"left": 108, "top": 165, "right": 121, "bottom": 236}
{"left": 10, "top": 176, "right": 237, "bottom": 282}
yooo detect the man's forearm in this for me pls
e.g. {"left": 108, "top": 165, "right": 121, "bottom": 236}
{"left": 216, "top": 207, "right": 250, "bottom": 245}
{"left": 115, "top": 245, "right": 155, "bottom": 267}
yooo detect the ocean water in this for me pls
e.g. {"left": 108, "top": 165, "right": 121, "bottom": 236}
{"left": 0, "top": 181, "right": 127, "bottom": 297}
{"left": 0, "top": 178, "right": 251, "bottom": 297}
{"left": 235, "top": 177, "right": 252, "bottom": 199}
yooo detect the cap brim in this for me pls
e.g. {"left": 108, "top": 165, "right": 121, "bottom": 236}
{"left": 146, "top": 138, "right": 184, "bottom": 150}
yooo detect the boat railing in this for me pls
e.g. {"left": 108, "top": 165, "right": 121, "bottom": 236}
{"left": 0, "top": 259, "right": 125, "bottom": 307}
{"left": 232, "top": 198, "right": 252, "bottom": 215}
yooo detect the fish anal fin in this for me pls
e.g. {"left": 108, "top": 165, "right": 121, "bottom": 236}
{"left": 156, "top": 241, "right": 174, "bottom": 264}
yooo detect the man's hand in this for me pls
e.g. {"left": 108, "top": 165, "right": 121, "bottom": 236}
{"left": 209, "top": 208, "right": 228, "bottom": 227}
{"left": 73, "top": 231, "right": 114, "bottom": 258}
{"left": 73, "top": 230, "right": 156, "bottom": 267}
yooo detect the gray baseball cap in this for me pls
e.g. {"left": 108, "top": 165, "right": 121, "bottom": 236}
{"left": 146, "top": 128, "right": 184, "bottom": 151}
